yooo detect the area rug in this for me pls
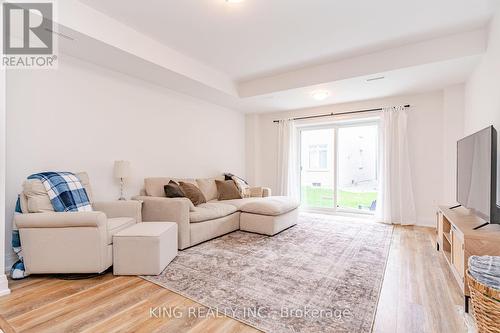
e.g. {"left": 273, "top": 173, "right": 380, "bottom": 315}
{"left": 142, "top": 213, "right": 393, "bottom": 333}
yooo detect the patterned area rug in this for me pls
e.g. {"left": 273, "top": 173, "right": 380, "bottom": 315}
{"left": 142, "top": 213, "right": 393, "bottom": 333}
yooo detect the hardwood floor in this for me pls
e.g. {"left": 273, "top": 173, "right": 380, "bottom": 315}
{"left": 0, "top": 226, "right": 467, "bottom": 333}
{"left": 373, "top": 226, "right": 466, "bottom": 333}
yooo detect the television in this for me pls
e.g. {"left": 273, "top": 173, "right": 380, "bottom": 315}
{"left": 457, "top": 126, "right": 498, "bottom": 229}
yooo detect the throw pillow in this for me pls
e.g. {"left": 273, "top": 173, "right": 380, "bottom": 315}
{"left": 231, "top": 176, "right": 251, "bottom": 198}
{"left": 224, "top": 173, "right": 249, "bottom": 184}
{"left": 179, "top": 181, "right": 206, "bottom": 206}
{"left": 215, "top": 180, "right": 242, "bottom": 200}
{"left": 164, "top": 180, "right": 185, "bottom": 198}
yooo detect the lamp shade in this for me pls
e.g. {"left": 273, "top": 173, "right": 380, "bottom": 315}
{"left": 114, "top": 160, "right": 131, "bottom": 179}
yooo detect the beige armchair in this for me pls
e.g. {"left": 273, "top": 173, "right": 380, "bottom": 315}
{"left": 14, "top": 172, "right": 141, "bottom": 274}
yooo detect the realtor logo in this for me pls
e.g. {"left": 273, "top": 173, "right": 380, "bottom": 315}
{"left": 2, "top": 1, "right": 57, "bottom": 68}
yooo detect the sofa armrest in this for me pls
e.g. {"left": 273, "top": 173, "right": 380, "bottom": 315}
{"left": 14, "top": 211, "right": 107, "bottom": 229}
{"left": 132, "top": 196, "right": 191, "bottom": 249}
{"left": 92, "top": 200, "right": 142, "bottom": 223}
{"left": 249, "top": 187, "right": 272, "bottom": 198}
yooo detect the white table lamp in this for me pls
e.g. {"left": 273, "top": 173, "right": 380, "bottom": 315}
{"left": 114, "top": 160, "right": 131, "bottom": 200}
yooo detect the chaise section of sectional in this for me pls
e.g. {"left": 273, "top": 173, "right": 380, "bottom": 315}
{"left": 238, "top": 196, "right": 300, "bottom": 235}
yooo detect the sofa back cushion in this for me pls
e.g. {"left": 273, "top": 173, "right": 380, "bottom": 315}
{"left": 22, "top": 172, "right": 93, "bottom": 213}
{"left": 195, "top": 177, "right": 221, "bottom": 202}
{"left": 144, "top": 177, "right": 197, "bottom": 197}
{"left": 22, "top": 180, "right": 53, "bottom": 213}
{"left": 144, "top": 177, "right": 171, "bottom": 197}
{"left": 76, "top": 172, "right": 93, "bottom": 201}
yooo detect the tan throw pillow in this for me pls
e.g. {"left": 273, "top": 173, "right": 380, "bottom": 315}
{"left": 178, "top": 181, "right": 206, "bottom": 206}
{"left": 215, "top": 180, "right": 242, "bottom": 201}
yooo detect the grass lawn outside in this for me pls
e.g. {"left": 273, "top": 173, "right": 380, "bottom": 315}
{"left": 301, "top": 186, "right": 377, "bottom": 211}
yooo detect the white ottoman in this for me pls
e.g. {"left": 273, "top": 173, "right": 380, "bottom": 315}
{"left": 239, "top": 196, "right": 300, "bottom": 235}
{"left": 113, "top": 222, "right": 177, "bottom": 275}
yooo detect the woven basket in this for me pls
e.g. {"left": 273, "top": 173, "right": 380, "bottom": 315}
{"left": 467, "top": 271, "right": 500, "bottom": 333}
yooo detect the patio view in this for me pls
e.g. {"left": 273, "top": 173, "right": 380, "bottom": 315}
{"left": 300, "top": 123, "right": 378, "bottom": 213}
{"left": 301, "top": 187, "right": 378, "bottom": 211}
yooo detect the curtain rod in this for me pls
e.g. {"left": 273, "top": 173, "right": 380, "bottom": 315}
{"left": 272, "top": 104, "right": 411, "bottom": 123}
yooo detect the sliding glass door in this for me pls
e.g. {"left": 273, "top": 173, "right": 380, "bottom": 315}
{"left": 300, "top": 129, "right": 335, "bottom": 209}
{"left": 336, "top": 123, "right": 379, "bottom": 213}
{"left": 299, "top": 120, "right": 379, "bottom": 214}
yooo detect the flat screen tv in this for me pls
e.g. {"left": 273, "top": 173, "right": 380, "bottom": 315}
{"left": 457, "top": 126, "right": 498, "bottom": 228}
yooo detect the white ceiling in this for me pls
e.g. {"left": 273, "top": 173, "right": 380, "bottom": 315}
{"left": 244, "top": 56, "right": 481, "bottom": 112}
{"left": 55, "top": 19, "right": 481, "bottom": 113}
{"left": 59, "top": 0, "right": 497, "bottom": 113}
{"left": 78, "top": 0, "right": 495, "bottom": 81}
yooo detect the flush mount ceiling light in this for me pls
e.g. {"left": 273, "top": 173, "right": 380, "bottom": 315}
{"left": 310, "top": 90, "right": 330, "bottom": 101}
{"left": 226, "top": 0, "right": 245, "bottom": 3}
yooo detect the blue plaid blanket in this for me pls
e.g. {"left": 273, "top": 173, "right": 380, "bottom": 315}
{"left": 11, "top": 172, "right": 92, "bottom": 279}
{"left": 28, "top": 172, "right": 92, "bottom": 212}
{"left": 11, "top": 199, "right": 24, "bottom": 279}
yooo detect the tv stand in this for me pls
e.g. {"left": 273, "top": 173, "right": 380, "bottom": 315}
{"left": 437, "top": 206, "right": 500, "bottom": 313}
{"left": 473, "top": 222, "right": 490, "bottom": 230}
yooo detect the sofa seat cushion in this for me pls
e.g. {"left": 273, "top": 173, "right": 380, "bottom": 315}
{"left": 107, "top": 217, "right": 136, "bottom": 244}
{"left": 216, "top": 197, "right": 263, "bottom": 210}
{"left": 189, "top": 203, "right": 237, "bottom": 223}
{"left": 239, "top": 196, "right": 300, "bottom": 216}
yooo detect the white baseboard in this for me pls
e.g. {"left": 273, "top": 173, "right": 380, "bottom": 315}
{"left": 416, "top": 219, "right": 437, "bottom": 228}
{"left": 0, "top": 274, "right": 10, "bottom": 296}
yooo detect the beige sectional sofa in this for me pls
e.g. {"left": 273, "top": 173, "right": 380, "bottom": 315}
{"left": 133, "top": 177, "right": 300, "bottom": 250}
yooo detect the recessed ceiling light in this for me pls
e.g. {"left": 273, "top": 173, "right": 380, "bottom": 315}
{"left": 226, "top": 0, "right": 244, "bottom": 3}
{"left": 310, "top": 90, "right": 330, "bottom": 101}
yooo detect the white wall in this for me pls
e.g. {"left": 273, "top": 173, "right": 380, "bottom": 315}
{"left": 1, "top": 54, "right": 11, "bottom": 295}
{"left": 443, "top": 84, "right": 465, "bottom": 205}
{"left": 464, "top": 6, "right": 500, "bottom": 207}
{"left": 5, "top": 55, "right": 245, "bottom": 266}
{"left": 247, "top": 91, "right": 448, "bottom": 226}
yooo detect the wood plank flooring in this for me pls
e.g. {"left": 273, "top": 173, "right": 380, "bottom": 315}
{"left": 0, "top": 226, "right": 468, "bottom": 333}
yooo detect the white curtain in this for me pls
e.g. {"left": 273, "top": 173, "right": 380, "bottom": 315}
{"left": 277, "top": 119, "right": 299, "bottom": 200}
{"left": 376, "top": 106, "right": 417, "bottom": 225}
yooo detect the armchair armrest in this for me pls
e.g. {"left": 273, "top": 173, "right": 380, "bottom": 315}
{"left": 249, "top": 187, "right": 272, "bottom": 197}
{"left": 132, "top": 196, "right": 191, "bottom": 249}
{"left": 14, "top": 211, "right": 107, "bottom": 229}
{"left": 92, "top": 200, "right": 142, "bottom": 223}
